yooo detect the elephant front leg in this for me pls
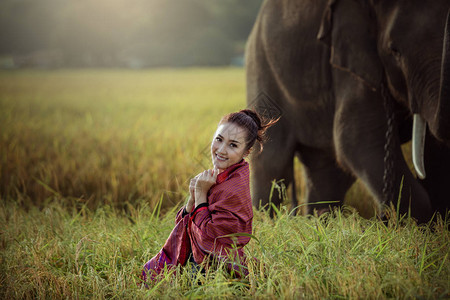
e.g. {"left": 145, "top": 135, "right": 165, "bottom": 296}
{"left": 334, "top": 83, "right": 433, "bottom": 223}
{"left": 297, "top": 145, "right": 355, "bottom": 216}
{"left": 250, "top": 124, "right": 296, "bottom": 214}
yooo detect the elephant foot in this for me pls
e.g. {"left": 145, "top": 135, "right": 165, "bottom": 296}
{"left": 315, "top": 207, "right": 332, "bottom": 216}
{"left": 309, "top": 202, "right": 342, "bottom": 217}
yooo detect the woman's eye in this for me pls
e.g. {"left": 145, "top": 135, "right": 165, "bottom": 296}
{"left": 215, "top": 137, "right": 222, "bottom": 142}
{"left": 230, "top": 143, "right": 237, "bottom": 148}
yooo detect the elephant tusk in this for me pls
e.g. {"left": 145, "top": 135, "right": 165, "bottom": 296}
{"left": 412, "top": 114, "right": 426, "bottom": 179}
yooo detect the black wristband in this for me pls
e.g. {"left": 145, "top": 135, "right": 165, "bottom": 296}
{"left": 182, "top": 207, "right": 189, "bottom": 217}
{"left": 190, "top": 203, "right": 208, "bottom": 217}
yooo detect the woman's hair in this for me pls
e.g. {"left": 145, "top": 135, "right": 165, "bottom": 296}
{"left": 219, "top": 109, "right": 279, "bottom": 153}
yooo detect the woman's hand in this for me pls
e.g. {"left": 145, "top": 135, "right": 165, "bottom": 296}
{"left": 194, "top": 168, "right": 219, "bottom": 207}
{"left": 185, "top": 175, "right": 200, "bottom": 213}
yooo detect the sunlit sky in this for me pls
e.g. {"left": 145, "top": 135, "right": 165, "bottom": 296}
{"left": 0, "top": 0, "right": 262, "bottom": 67}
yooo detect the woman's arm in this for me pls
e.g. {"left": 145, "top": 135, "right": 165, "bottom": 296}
{"left": 189, "top": 188, "right": 252, "bottom": 252}
{"left": 189, "top": 167, "right": 252, "bottom": 253}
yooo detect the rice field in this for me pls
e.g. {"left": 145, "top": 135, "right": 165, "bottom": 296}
{"left": 0, "top": 68, "right": 247, "bottom": 211}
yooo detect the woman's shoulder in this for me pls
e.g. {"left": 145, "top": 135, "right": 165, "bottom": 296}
{"left": 230, "top": 162, "right": 249, "bottom": 184}
{"left": 209, "top": 162, "right": 252, "bottom": 211}
{"left": 221, "top": 161, "right": 249, "bottom": 185}
{"left": 213, "top": 163, "right": 250, "bottom": 197}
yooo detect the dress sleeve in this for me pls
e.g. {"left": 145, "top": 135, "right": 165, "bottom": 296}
{"left": 188, "top": 188, "right": 252, "bottom": 253}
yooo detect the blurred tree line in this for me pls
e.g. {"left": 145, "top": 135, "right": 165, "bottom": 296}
{"left": 0, "top": 0, "right": 262, "bottom": 68}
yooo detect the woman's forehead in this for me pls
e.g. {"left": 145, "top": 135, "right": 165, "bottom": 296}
{"left": 216, "top": 123, "right": 247, "bottom": 141}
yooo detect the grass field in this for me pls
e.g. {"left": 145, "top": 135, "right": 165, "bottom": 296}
{"left": 0, "top": 68, "right": 247, "bottom": 211}
{"left": 1, "top": 68, "right": 449, "bottom": 298}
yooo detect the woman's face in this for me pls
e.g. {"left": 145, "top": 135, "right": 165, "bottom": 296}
{"left": 211, "top": 122, "right": 249, "bottom": 171}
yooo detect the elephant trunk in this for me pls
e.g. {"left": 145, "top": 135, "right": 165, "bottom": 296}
{"left": 431, "top": 9, "right": 450, "bottom": 143}
{"left": 412, "top": 10, "right": 450, "bottom": 179}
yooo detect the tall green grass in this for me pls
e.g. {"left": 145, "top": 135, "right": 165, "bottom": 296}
{"left": 1, "top": 200, "right": 448, "bottom": 299}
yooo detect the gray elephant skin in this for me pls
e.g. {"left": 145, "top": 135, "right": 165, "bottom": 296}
{"left": 246, "top": 0, "right": 450, "bottom": 223}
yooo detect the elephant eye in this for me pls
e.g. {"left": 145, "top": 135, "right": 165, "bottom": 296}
{"left": 388, "top": 41, "right": 401, "bottom": 58}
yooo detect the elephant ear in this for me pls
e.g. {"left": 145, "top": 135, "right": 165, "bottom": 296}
{"left": 317, "top": 0, "right": 382, "bottom": 91}
{"left": 317, "top": 0, "right": 337, "bottom": 46}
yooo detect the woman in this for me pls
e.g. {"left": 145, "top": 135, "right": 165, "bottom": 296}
{"left": 141, "top": 109, "right": 276, "bottom": 283}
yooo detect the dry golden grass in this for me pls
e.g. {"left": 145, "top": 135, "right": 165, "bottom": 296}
{"left": 0, "top": 68, "right": 246, "bottom": 211}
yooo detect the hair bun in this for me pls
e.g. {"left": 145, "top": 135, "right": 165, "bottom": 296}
{"left": 240, "top": 109, "right": 262, "bottom": 129}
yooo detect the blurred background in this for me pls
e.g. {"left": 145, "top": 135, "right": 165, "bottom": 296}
{"left": 0, "top": 0, "right": 377, "bottom": 215}
{"left": 0, "top": 0, "right": 262, "bottom": 69}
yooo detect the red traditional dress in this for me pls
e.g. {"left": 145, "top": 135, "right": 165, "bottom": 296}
{"left": 141, "top": 159, "right": 252, "bottom": 282}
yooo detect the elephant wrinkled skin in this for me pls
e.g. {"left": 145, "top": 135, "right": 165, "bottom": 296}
{"left": 246, "top": 0, "right": 450, "bottom": 222}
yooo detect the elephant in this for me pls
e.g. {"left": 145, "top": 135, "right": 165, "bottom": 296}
{"left": 245, "top": 0, "right": 450, "bottom": 223}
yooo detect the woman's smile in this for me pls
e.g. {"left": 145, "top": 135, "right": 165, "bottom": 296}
{"left": 215, "top": 154, "right": 227, "bottom": 161}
